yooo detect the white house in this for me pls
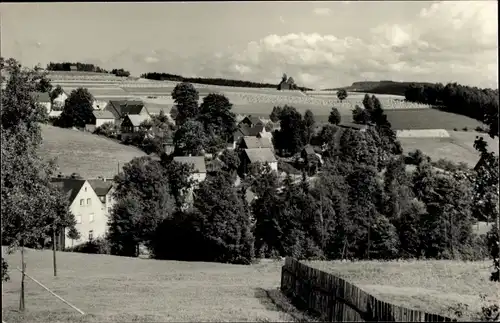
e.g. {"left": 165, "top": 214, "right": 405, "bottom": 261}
{"left": 51, "top": 177, "right": 109, "bottom": 249}
{"left": 52, "top": 91, "right": 68, "bottom": 107}
{"left": 88, "top": 178, "right": 116, "bottom": 226}
{"left": 241, "top": 148, "right": 278, "bottom": 174}
{"left": 172, "top": 156, "right": 207, "bottom": 184}
{"left": 31, "top": 92, "right": 51, "bottom": 114}
{"left": 92, "top": 110, "right": 116, "bottom": 128}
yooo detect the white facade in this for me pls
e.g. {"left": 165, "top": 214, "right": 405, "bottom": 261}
{"left": 190, "top": 172, "right": 207, "bottom": 184}
{"left": 95, "top": 118, "right": 115, "bottom": 128}
{"left": 269, "top": 161, "right": 278, "bottom": 172}
{"left": 53, "top": 92, "right": 68, "bottom": 106}
{"left": 65, "top": 181, "right": 109, "bottom": 249}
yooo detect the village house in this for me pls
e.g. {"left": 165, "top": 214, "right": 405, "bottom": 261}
{"left": 238, "top": 116, "right": 265, "bottom": 128}
{"left": 106, "top": 99, "right": 149, "bottom": 126}
{"left": 51, "top": 177, "right": 108, "bottom": 249}
{"left": 31, "top": 91, "right": 51, "bottom": 114}
{"left": 52, "top": 90, "right": 69, "bottom": 109}
{"left": 173, "top": 156, "right": 207, "bottom": 184}
{"left": 88, "top": 178, "right": 116, "bottom": 218}
{"left": 231, "top": 124, "right": 273, "bottom": 149}
{"left": 238, "top": 136, "right": 274, "bottom": 151}
{"left": 240, "top": 148, "right": 278, "bottom": 174}
{"left": 338, "top": 122, "right": 369, "bottom": 132}
{"left": 86, "top": 110, "right": 116, "bottom": 132}
{"left": 120, "top": 114, "right": 151, "bottom": 139}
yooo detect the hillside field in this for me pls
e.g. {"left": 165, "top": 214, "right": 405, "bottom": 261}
{"left": 39, "top": 124, "right": 147, "bottom": 179}
{"left": 305, "top": 260, "right": 498, "bottom": 321}
{"left": 2, "top": 249, "right": 495, "bottom": 322}
{"left": 1, "top": 249, "right": 295, "bottom": 323}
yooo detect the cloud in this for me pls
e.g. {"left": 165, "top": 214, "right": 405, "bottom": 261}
{"left": 207, "top": 1, "right": 497, "bottom": 89}
{"left": 108, "top": 1, "right": 497, "bottom": 90}
{"left": 312, "top": 7, "right": 332, "bottom": 16}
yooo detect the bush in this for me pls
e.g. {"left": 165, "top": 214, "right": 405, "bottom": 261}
{"left": 453, "top": 128, "right": 458, "bottom": 131}
{"left": 1, "top": 257, "right": 9, "bottom": 282}
{"left": 475, "top": 126, "right": 486, "bottom": 133}
{"left": 278, "top": 160, "right": 301, "bottom": 175}
{"left": 65, "top": 237, "right": 111, "bottom": 255}
{"left": 462, "top": 127, "right": 468, "bottom": 131}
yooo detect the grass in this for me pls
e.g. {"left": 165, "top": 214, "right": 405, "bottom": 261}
{"left": 39, "top": 124, "right": 147, "bottom": 179}
{"left": 399, "top": 131, "right": 499, "bottom": 167}
{"left": 1, "top": 249, "right": 296, "bottom": 323}
{"left": 305, "top": 260, "right": 498, "bottom": 320}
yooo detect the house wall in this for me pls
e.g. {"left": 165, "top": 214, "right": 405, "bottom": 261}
{"left": 96, "top": 118, "right": 115, "bottom": 128}
{"left": 53, "top": 92, "right": 68, "bottom": 105}
{"left": 64, "top": 181, "right": 108, "bottom": 249}
{"left": 191, "top": 172, "right": 207, "bottom": 183}
{"left": 269, "top": 161, "right": 278, "bottom": 172}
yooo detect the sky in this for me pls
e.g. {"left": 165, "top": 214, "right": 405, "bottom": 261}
{"left": 1, "top": 1, "right": 498, "bottom": 89}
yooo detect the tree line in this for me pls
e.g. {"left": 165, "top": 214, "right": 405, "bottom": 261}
{"left": 405, "top": 83, "right": 499, "bottom": 138}
{"left": 46, "top": 62, "right": 131, "bottom": 77}
{"left": 101, "top": 81, "right": 498, "bottom": 274}
{"left": 140, "top": 72, "right": 313, "bottom": 91}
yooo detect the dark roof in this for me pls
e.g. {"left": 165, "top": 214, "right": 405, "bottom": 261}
{"left": 88, "top": 179, "right": 113, "bottom": 196}
{"left": 240, "top": 116, "right": 264, "bottom": 126}
{"left": 237, "top": 124, "right": 265, "bottom": 137}
{"left": 50, "top": 178, "right": 86, "bottom": 204}
{"left": 173, "top": 156, "right": 207, "bottom": 173}
{"left": 92, "top": 110, "right": 115, "bottom": 119}
{"left": 303, "top": 145, "right": 315, "bottom": 155}
{"left": 107, "top": 100, "right": 145, "bottom": 118}
{"left": 31, "top": 91, "right": 51, "bottom": 103}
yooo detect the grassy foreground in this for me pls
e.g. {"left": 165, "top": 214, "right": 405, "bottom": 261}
{"left": 1, "top": 249, "right": 301, "bottom": 323}
{"left": 305, "top": 260, "right": 498, "bottom": 320}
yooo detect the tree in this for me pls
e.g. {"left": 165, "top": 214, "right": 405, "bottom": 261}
{"left": 274, "top": 105, "right": 307, "bottom": 155}
{"left": 337, "top": 89, "right": 348, "bottom": 102}
{"left": 36, "top": 75, "right": 53, "bottom": 93}
{"left": 198, "top": 93, "right": 236, "bottom": 141}
{"left": 163, "top": 160, "right": 194, "bottom": 211}
{"left": 219, "top": 149, "right": 241, "bottom": 174}
{"left": 107, "top": 195, "right": 143, "bottom": 257}
{"left": 328, "top": 107, "right": 341, "bottom": 125}
{"left": 1, "top": 58, "right": 78, "bottom": 311}
{"left": 109, "top": 156, "right": 175, "bottom": 254}
{"left": 352, "top": 105, "right": 370, "bottom": 125}
{"left": 173, "top": 119, "right": 207, "bottom": 156}
{"left": 303, "top": 109, "right": 316, "bottom": 144}
{"left": 270, "top": 106, "right": 284, "bottom": 123}
{"left": 56, "top": 88, "right": 94, "bottom": 128}
{"left": 50, "top": 85, "right": 64, "bottom": 103}
{"left": 192, "top": 172, "right": 254, "bottom": 264}
{"left": 171, "top": 82, "right": 200, "bottom": 126}
{"left": 362, "top": 94, "right": 374, "bottom": 111}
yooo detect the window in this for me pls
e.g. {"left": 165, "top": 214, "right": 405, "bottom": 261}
{"left": 88, "top": 230, "right": 94, "bottom": 240}
{"left": 87, "top": 198, "right": 91, "bottom": 206}
{"left": 100, "top": 196, "right": 106, "bottom": 204}
{"left": 76, "top": 215, "right": 82, "bottom": 224}
{"left": 80, "top": 199, "right": 84, "bottom": 206}
{"left": 89, "top": 213, "right": 95, "bottom": 223}
{"left": 84, "top": 187, "right": 87, "bottom": 192}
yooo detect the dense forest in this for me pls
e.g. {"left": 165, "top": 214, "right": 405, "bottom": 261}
{"left": 140, "top": 72, "right": 313, "bottom": 91}
{"left": 405, "top": 82, "right": 499, "bottom": 136}
{"left": 46, "top": 62, "right": 108, "bottom": 73}
{"left": 323, "top": 81, "right": 435, "bottom": 96}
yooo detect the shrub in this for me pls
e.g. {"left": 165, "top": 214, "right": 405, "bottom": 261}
{"left": 1, "top": 257, "right": 9, "bottom": 282}
{"left": 65, "top": 237, "right": 111, "bottom": 255}
{"left": 475, "top": 126, "right": 486, "bottom": 133}
{"left": 278, "top": 160, "right": 301, "bottom": 174}
{"left": 453, "top": 128, "right": 458, "bottom": 131}
{"left": 462, "top": 127, "right": 468, "bottom": 131}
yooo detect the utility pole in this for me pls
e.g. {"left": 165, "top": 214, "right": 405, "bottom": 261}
{"left": 19, "top": 240, "right": 25, "bottom": 312}
{"left": 52, "top": 225, "right": 57, "bottom": 277}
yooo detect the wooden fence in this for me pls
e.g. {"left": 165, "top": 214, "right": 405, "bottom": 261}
{"left": 280, "top": 258, "right": 456, "bottom": 322}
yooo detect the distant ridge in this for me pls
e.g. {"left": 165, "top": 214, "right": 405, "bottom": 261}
{"left": 322, "top": 80, "right": 435, "bottom": 96}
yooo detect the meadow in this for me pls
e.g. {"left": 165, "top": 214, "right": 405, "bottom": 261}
{"left": 38, "top": 124, "right": 147, "bottom": 179}
{"left": 305, "top": 260, "right": 498, "bottom": 320}
{"left": 2, "top": 248, "right": 495, "bottom": 322}
{"left": 1, "top": 249, "right": 297, "bottom": 323}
